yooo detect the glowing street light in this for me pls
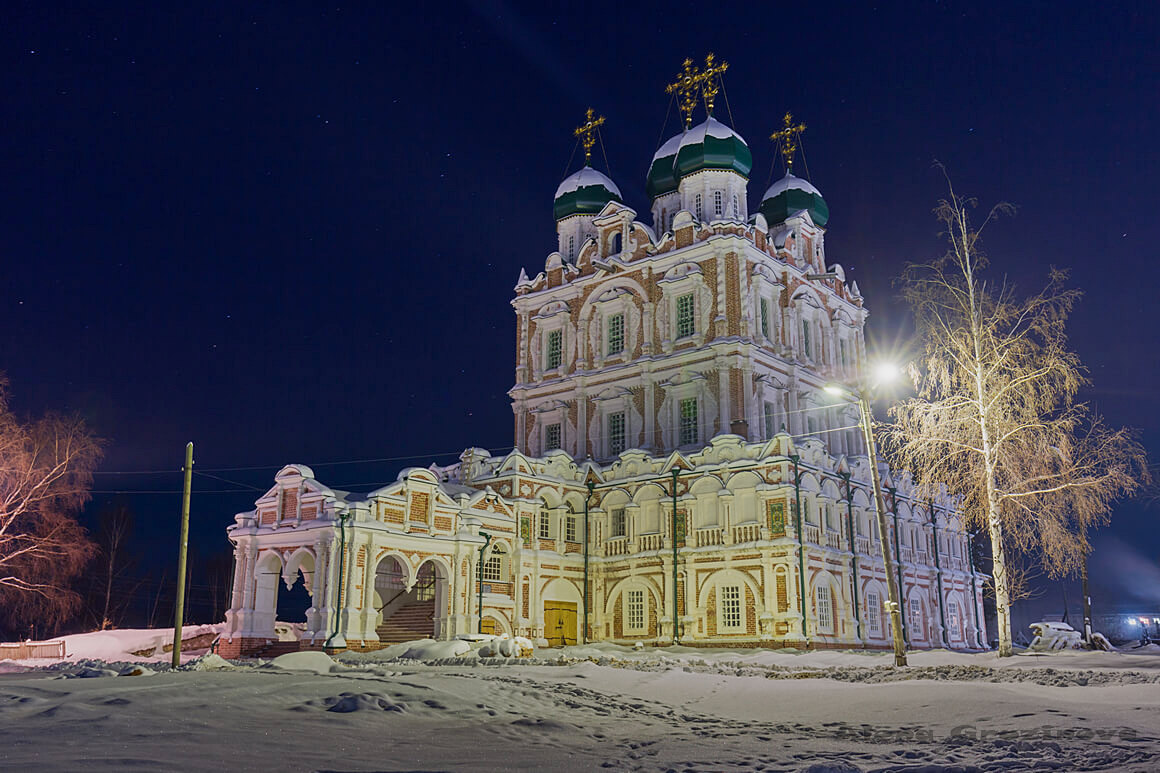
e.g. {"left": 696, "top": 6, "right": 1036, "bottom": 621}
{"left": 825, "top": 363, "right": 908, "bottom": 667}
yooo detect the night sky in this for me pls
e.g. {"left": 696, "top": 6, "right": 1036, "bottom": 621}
{"left": 4, "top": 2, "right": 1158, "bottom": 624}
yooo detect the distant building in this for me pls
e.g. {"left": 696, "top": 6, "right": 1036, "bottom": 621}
{"left": 218, "top": 60, "right": 987, "bottom": 658}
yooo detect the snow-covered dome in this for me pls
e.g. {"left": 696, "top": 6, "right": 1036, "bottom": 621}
{"left": 674, "top": 117, "right": 753, "bottom": 179}
{"left": 645, "top": 132, "right": 683, "bottom": 200}
{"left": 759, "top": 172, "right": 829, "bottom": 227}
{"left": 553, "top": 166, "right": 623, "bottom": 220}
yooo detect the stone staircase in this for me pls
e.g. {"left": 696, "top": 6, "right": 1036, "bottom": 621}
{"left": 248, "top": 640, "right": 304, "bottom": 659}
{"left": 376, "top": 600, "right": 435, "bottom": 643}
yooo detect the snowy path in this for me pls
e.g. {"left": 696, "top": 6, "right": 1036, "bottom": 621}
{"left": 1, "top": 657, "right": 1158, "bottom": 771}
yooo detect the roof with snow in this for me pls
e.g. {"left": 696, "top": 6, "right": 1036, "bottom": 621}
{"left": 553, "top": 166, "right": 622, "bottom": 220}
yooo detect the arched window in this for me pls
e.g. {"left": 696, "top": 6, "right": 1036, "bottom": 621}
{"left": 610, "top": 232, "right": 621, "bottom": 255}
{"left": 714, "top": 190, "right": 723, "bottom": 216}
{"left": 539, "top": 505, "right": 551, "bottom": 539}
{"left": 866, "top": 591, "right": 882, "bottom": 635}
{"left": 482, "top": 545, "right": 505, "bottom": 582}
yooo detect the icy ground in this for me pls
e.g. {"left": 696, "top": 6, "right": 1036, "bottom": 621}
{"left": 2, "top": 634, "right": 1160, "bottom": 771}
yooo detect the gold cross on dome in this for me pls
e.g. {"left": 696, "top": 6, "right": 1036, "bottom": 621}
{"left": 699, "top": 53, "right": 729, "bottom": 117}
{"left": 573, "top": 107, "right": 606, "bottom": 165}
{"left": 666, "top": 57, "right": 703, "bottom": 129}
{"left": 770, "top": 112, "right": 807, "bottom": 172}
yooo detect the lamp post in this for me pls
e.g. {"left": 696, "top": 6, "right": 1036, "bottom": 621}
{"left": 477, "top": 531, "right": 492, "bottom": 634}
{"left": 825, "top": 365, "right": 908, "bottom": 667}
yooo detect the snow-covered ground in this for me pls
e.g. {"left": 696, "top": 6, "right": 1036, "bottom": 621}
{"left": 2, "top": 630, "right": 1159, "bottom": 771}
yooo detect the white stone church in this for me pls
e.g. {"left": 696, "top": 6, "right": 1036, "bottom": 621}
{"left": 218, "top": 62, "right": 987, "bottom": 658}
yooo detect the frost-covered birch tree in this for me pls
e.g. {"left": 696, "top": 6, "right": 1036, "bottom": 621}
{"left": 0, "top": 377, "right": 101, "bottom": 636}
{"left": 883, "top": 177, "right": 1148, "bottom": 657}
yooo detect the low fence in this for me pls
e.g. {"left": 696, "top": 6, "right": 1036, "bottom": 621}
{"left": 0, "top": 639, "right": 66, "bottom": 660}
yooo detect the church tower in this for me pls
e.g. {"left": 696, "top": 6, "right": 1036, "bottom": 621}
{"left": 510, "top": 62, "right": 869, "bottom": 463}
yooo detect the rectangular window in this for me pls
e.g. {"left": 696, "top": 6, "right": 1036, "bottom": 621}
{"left": 545, "top": 423, "right": 561, "bottom": 452}
{"left": 839, "top": 338, "right": 848, "bottom": 368}
{"left": 568, "top": 235, "right": 575, "bottom": 260}
{"left": 539, "top": 511, "right": 551, "bottom": 539}
{"left": 948, "top": 601, "right": 960, "bottom": 632}
{"left": 714, "top": 190, "right": 723, "bottom": 216}
{"left": 676, "top": 293, "right": 695, "bottom": 338}
{"left": 608, "top": 411, "right": 626, "bottom": 456}
{"left": 546, "top": 329, "right": 562, "bottom": 369}
{"left": 867, "top": 592, "right": 881, "bottom": 635}
{"left": 695, "top": 194, "right": 702, "bottom": 220}
{"left": 807, "top": 416, "right": 818, "bottom": 436}
{"left": 678, "top": 397, "right": 698, "bottom": 446}
{"left": 732, "top": 194, "right": 739, "bottom": 218}
{"left": 607, "top": 313, "right": 624, "bottom": 355}
{"left": 565, "top": 514, "right": 577, "bottom": 543}
{"left": 801, "top": 319, "right": 811, "bottom": 358}
{"left": 764, "top": 400, "right": 777, "bottom": 438}
{"left": 759, "top": 298, "right": 771, "bottom": 339}
{"left": 720, "top": 585, "right": 742, "bottom": 630}
{"left": 482, "top": 555, "right": 502, "bottom": 582}
{"left": 610, "top": 507, "right": 626, "bottom": 538}
{"left": 816, "top": 585, "right": 833, "bottom": 631}
{"left": 626, "top": 589, "right": 645, "bottom": 632}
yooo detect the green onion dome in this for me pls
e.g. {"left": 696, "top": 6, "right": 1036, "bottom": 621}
{"left": 645, "top": 133, "right": 683, "bottom": 199}
{"left": 759, "top": 172, "right": 829, "bottom": 227}
{"left": 674, "top": 117, "right": 753, "bottom": 179}
{"left": 553, "top": 166, "right": 623, "bottom": 221}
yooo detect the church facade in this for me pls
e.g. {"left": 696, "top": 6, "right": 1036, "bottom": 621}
{"left": 218, "top": 59, "right": 987, "bottom": 658}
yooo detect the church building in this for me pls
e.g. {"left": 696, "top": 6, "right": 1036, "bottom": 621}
{"left": 218, "top": 57, "right": 987, "bottom": 659}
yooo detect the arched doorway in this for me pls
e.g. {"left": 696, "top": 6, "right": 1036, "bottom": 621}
{"left": 542, "top": 577, "right": 582, "bottom": 647}
{"left": 374, "top": 557, "right": 449, "bottom": 643}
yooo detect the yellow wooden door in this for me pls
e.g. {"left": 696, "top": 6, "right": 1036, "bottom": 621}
{"left": 544, "top": 601, "right": 577, "bottom": 647}
{"left": 480, "top": 617, "right": 496, "bottom": 635}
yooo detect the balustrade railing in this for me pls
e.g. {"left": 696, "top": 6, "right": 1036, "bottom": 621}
{"left": 824, "top": 529, "right": 843, "bottom": 550}
{"left": 732, "top": 523, "right": 761, "bottom": 544}
{"left": 804, "top": 524, "right": 821, "bottom": 545}
{"left": 605, "top": 537, "right": 629, "bottom": 556}
{"left": 637, "top": 533, "right": 664, "bottom": 552}
{"left": 855, "top": 536, "right": 870, "bottom": 554}
{"left": 694, "top": 526, "right": 724, "bottom": 547}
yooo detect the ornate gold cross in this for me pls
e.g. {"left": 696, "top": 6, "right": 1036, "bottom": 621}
{"left": 666, "top": 57, "right": 702, "bottom": 129}
{"left": 770, "top": 112, "right": 807, "bottom": 172}
{"left": 698, "top": 53, "right": 728, "bottom": 117}
{"left": 573, "top": 107, "right": 606, "bottom": 165}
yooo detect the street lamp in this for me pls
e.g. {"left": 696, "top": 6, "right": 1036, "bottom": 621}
{"left": 825, "top": 366, "right": 908, "bottom": 667}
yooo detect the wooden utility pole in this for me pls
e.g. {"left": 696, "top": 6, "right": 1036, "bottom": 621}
{"left": 171, "top": 442, "right": 193, "bottom": 668}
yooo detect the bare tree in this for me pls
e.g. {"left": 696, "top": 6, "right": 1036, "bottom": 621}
{"left": 0, "top": 377, "right": 102, "bottom": 637}
{"left": 883, "top": 175, "right": 1148, "bottom": 656}
{"left": 84, "top": 499, "right": 137, "bottom": 630}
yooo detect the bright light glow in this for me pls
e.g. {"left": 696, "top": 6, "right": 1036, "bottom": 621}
{"left": 1127, "top": 618, "right": 1137, "bottom": 625}
{"left": 823, "top": 384, "right": 845, "bottom": 396}
{"left": 873, "top": 362, "right": 901, "bottom": 386}
{"left": 1141, "top": 617, "right": 1151, "bottom": 625}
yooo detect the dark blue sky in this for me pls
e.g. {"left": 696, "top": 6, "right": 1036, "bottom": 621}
{"left": 3, "top": 2, "right": 1157, "bottom": 620}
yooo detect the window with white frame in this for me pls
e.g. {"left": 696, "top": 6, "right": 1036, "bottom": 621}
{"left": 544, "top": 423, "right": 561, "bottom": 452}
{"left": 867, "top": 591, "right": 881, "bottom": 635}
{"left": 539, "top": 508, "right": 551, "bottom": 539}
{"left": 546, "top": 329, "right": 562, "bottom": 370}
{"left": 678, "top": 397, "right": 698, "bottom": 446}
{"left": 807, "top": 416, "right": 818, "bottom": 437}
{"left": 568, "top": 235, "right": 575, "bottom": 261}
{"left": 714, "top": 190, "right": 723, "bottom": 216}
{"left": 801, "top": 318, "right": 812, "bottom": 359}
{"left": 732, "top": 193, "right": 739, "bottom": 219}
{"left": 610, "top": 507, "right": 626, "bottom": 538}
{"left": 719, "top": 585, "right": 743, "bottom": 631}
{"left": 608, "top": 411, "right": 626, "bottom": 456}
{"left": 816, "top": 585, "right": 833, "bottom": 631}
{"left": 676, "top": 293, "right": 695, "bottom": 338}
{"left": 606, "top": 312, "right": 625, "bottom": 355}
{"left": 764, "top": 400, "right": 777, "bottom": 437}
{"left": 482, "top": 545, "right": 505, "bottom": 582}
{"left": 909, "top": 603, "right": 923, "bottom": 637}
{"left": 759, "top": 298, "right": 771, "bottom": 339}
{"left": 695, "top": 193, "right": 702, "bottom": 220}
{"left": 565, "top": 513, "right": 577, "bottom": 543}
{"left": 626, "top": 589, "right": 645, "bottom": 632}
{"left": 948, "top": 600, "right": 960, "bottom": 634}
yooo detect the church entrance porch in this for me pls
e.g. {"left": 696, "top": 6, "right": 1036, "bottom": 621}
{"left": 374, "top": 558, "right": 442, "bottom": 644}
